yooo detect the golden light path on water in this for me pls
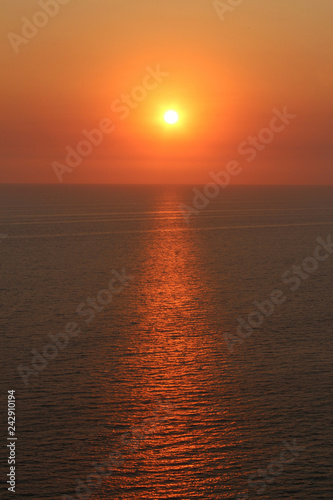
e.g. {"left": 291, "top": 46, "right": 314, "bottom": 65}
{"left": 95, "top": 189, "right": 245, "bottom": 498}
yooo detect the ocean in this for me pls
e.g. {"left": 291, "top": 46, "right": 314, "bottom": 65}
{"left": 1, "top": 184, "right": 332, "bottom": 499}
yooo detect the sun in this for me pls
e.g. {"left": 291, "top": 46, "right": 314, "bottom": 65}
{"left": 164, "top": 110, "right": 179, "bottom": 125}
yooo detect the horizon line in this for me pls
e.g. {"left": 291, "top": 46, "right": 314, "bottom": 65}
{"left": 0, "top": 183, "right": 333, "bottom": 187}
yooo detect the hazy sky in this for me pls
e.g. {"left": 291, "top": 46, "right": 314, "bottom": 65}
{"left": 1, "top": 0, "right": 332, "bottom": 184}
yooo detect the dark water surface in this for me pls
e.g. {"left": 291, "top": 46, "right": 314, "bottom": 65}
{"left": 1, "top": 185, "right": 332, "bottom": 499}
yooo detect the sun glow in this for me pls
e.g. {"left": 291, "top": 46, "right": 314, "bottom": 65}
{"left": 164, "top": 110, "right": 179, "bottom": 125}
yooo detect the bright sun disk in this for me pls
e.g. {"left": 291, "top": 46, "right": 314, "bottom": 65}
{"left": 164, "top": 110, "right": 179, "bottom": 125}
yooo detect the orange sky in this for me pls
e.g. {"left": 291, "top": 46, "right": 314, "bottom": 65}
{"left": 1, "top": 0, "right": 332, "bottom": 184}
